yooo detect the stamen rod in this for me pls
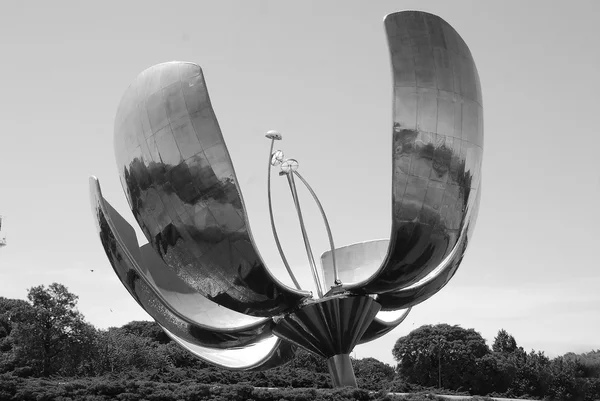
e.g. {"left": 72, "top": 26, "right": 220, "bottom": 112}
{"left": 267, "top": 138, "right": 301, "bottom": 290}
{"left": 286, "top": 173, "right": 324, "bottom": 297}
{"left": 293, "top": 171, "right": 339, "bottom": 285}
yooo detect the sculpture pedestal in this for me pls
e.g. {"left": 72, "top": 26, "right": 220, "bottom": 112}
{"left": 272, "top": 295, "right": 381, "bottom": 387}
{"left": 327, "top": 354, "right": 357, "bottom": 387}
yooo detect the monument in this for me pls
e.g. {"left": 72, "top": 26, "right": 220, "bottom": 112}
{"left": 0, "top": 216, "right": 7, "bottom": 248}
{"left": 90, "top": 11, "right": 482, "bottom": 387}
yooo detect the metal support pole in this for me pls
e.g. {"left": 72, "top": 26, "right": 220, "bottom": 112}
{"left": 286, "top": 172, "right": 324, "bottom": 297}
{"left": 327, "top": 354, "right": 357, "bottom": 387}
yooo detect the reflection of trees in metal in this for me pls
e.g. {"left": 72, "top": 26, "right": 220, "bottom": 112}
{"left": 339, "top": 9, "right": 483, "bottom": 297}
{"left": 89, "top": 10, "right": 483, "bottom": 387}
{"left": 124, "top": 158, "right": 245, "bottom": 251}
{"left": 91, "top": 179, "right": 292, "bottom": 360}
{"left": 120, "top": 155, "right": 307, "bottom": 316}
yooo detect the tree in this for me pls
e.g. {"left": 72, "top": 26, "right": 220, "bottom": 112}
{"left": 471, "top": 352, "right": 518, "bottom": 395}
{"left": 353, "top": 357, "right": 395, "bottom": 390}
{"left": 121, "top": 320, "right": 171, "bottom": 344}
{"left": 563, "top": 350, "right": 600, "bottom": 378}
{"left": 470, "top": 328, "right": 526, "bottom": 395}
{"left": 288, "top": 348, "right": 328, "bottom": 373}
{"left": 492, "top": 329, "right": 518, "bottom": 354}
{"left": 11, "top": 283, "right": 95, "bottom": 376}
{"left": 0, "top": 298, "right": 32, "bottom": 338}
{"left": 93, "top": 327, "right": 171, "bottom": 374}
{"left": 0, "top": 297, "right": 37, "bottom": 373}
{"left": 507, "top": 350, "right": 551, "bottom": 398}
{"left": 545, "top": 356, "right": 581, "bottom": 400}
{"left": 392, "top": 324, "right": 490, "bottom": 392}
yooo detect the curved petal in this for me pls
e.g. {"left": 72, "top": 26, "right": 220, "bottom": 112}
{"left": 90, "top": 176, "right": 277, "bottom": 348}
{"left": 376, "top": 187, "right": 480, "bottom": 310}
{"left": 113, "top": 62, "right": 310, "bottom": 316}
{"left": 138, "top": 242, "right": 262, "bottom": 329}
{"left": 344, "top": 11, "right": 483, "bottom": 294}
{"left": 320, "top": 239, "right": 389, "bottom": 289}
{"left": 163, "top": 327, "right": 297, "bottom": 371}
{"left": 322, "top": 186, "right": 478, "bottom": 312}
{"left": 358, "top": 308, "right": 411, "bottom": 345}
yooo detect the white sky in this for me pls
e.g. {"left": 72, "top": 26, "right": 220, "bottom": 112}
{"left": 1, "top": 1, "right": 599, "bottom": 365}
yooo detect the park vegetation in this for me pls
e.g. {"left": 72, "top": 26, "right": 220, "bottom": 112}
{"left": 1, "top": 283, "right": 599, "bottom": 401}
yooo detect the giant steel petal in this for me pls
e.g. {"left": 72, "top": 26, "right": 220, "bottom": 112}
{"left": 113, "top": 62, "right": 310, "bottom": 316}
{"left": 90, "top": 177, "right": 279, "bottom": 348}
{"left": 358, "top": 308, "right": 411, "bottom": 345}
{"left": 320, "top": 239, "right": 389, "bottom": 289}
{"left": 343, "top": 11, "right": 483, "bottom": 295}
{"left": 321, "top": 235, "right": 459, "bottom": 311}
{"left": 323, "top": 184, "right": 479, "bottom": 312}
{"left": 162, "top": 327, "right": 297, "bottom": 371}
{"left": 376, "top": 187, "right": 481, "bottom": 310}
{"left": 137, "top": 242, "right": 267, "bottom": 330}
{"left": 375, "top": 239, "right": 466, "bottom": 311}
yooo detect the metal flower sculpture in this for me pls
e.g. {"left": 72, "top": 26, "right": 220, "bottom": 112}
{"left": 90, "top": 11, "right": 482, "bottom": 387}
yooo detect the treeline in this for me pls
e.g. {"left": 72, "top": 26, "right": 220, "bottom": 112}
{"left": 0, "top": 283, "right": 599, "bottom": 401}
{"left": 393, "top": 324, "right": 600, "bottom": 400}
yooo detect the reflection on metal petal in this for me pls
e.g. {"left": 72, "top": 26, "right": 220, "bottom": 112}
{"left": 90, "top": 177, "right": 277, "bottom": 348}
{"left": 138, "top": 243, "right": 264, "bottom": 329}
{"left": 376, "top": 187, "right": 480, "bottom": 310}
{"left": 114, "top": 62, "right": 310, "bottom": 316}
{"left": 376, "top": 229, "right": 468, "bottom": 310}
{"left": 321, "top": 239, "right": 388, "bottom": 289}
{"left": 359, "top": 308, "right": 411, "bottom": 345}
{"left": 163, "top": 327, "right": 297, "bottom": 371}
{"left": 90, "top": 10, "right": 483, "bottom": 386}
{"left": 344, "top": 11, "right": 483, "bottom": 295}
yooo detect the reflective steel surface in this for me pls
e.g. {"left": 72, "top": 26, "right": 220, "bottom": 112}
{"left": 91, "top": 178, "right": 291, "bottom": 351}
{"left": 294, "top": 171, "right": 339, "bottom": 287}
{"left": 113, "top": 62, "right": 310, "bottom": 316}
{"left": 266, "top": 135, "right": 301, "bottom": 290}
{"left": 90, "top": 9, "right": 482, "bottom": 386}
{"left": 286, "top": 172, "right": 324, "bottom": 297}
{"left": 164, "top": 328, "right": 298, "bottom": 371}
{"left": 267, "top": 134, "right": 337, "bottom": 296}
{"left": 321, "top": 239, "right": 389, "bottom": 289}
{"left": 327, "top": 354, "right": 357, "bottom": 387}
{"left": 359, "top": 308, "right": 411, "bottom": 344}
{"left": 377, "top": 187, "right": 480, "bottom": 310}
{"left": 273, "top": 295, "right": 380, "bottom": 359}
{"left": 91, "top": 177, "right": 295, "bottom": 369}
{"left": 344, "top": 11, "right": 483, "bottom": 294}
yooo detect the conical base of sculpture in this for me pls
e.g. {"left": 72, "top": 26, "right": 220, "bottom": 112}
{"left": 273, "top": 295, "right": 381, "bottom": 387}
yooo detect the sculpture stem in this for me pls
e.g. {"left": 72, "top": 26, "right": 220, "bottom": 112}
{"left": 293, "top": 171, "right": 339, "bottom": 286}
{"left": 327, "top": 354, "right": 357, "bottom": 387}
{"left": 286, "top": 173, "right": 324, "bottom": 297}
{"left": 267, "top": 139, "right": 301, "bottom": 290}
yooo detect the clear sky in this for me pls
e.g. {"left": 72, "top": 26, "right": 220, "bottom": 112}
{"left": 1, "top": 0, "right": 599, "bottom": 366}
